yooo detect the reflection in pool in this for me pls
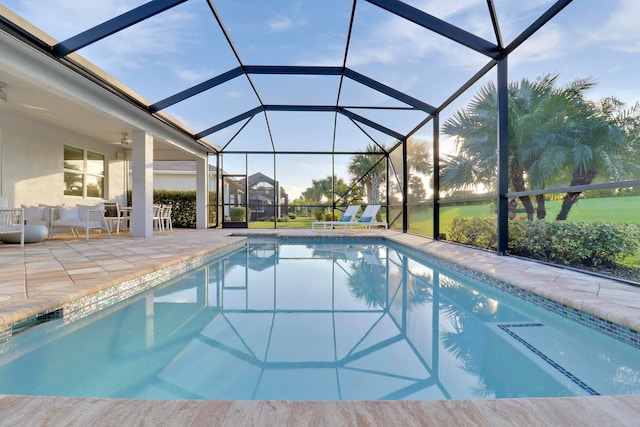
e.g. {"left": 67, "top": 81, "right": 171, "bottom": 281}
{"left": 0, "top": 239, "right": 639, "bottom": 400}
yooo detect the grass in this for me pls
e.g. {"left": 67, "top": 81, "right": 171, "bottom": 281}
{"left": 248, "top": 196, "right": 640, "bottom": 231}
{"left": 247, "top": 196, "right": 640, "bottom": 274}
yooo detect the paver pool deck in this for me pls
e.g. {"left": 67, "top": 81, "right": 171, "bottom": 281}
{"left": 0, "top": 228, "right": 639, "bottom": 426}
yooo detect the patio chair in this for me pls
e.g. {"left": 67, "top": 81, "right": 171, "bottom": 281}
{"left": 334, "top": 204, "right": 388, "bottom": 230}
{"left": 0, "top": 208, "right": 25, "bottom": 247}
{"left": 103, "top": 202, "right": 122, "bottom": 234}
{"left": 49, "top": 204, "right": 112, "bottom": 240}
{"left": 312, "top": 205, "right": 361, "bottom": 230}
{"left": 152, "top": 204, "right": 164, "bottom": 231}
{"left": 160, "top": 204, "right": 173, "bottom": 231}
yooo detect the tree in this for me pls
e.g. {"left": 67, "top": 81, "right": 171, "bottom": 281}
{"left": 442, "top": 74, "right": 572, "bottom": 220}
{"left": 528, "top": 95, "right": 639, "bottom": 220}
{"left": 301, "top": 175, "right": 359, "bottom": 219}
{"left": 442, "top": 74, "right": 638, "bottom": 221}
{"left": 406, "top": 138, "right": 433, "bottom": 202}
{"left": 348, "top": 144, "right": 386, "bottom": 207}
{"left": 301, "top": 176, "right": 333, "bottom": 204}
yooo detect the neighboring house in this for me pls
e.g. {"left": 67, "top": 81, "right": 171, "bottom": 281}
{"left": 238, "top": 172, "right": 289, "bottom": 221}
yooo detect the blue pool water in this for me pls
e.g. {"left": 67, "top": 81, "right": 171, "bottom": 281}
{"left": 1, "top": 238, "right": 639, "bottom": 400}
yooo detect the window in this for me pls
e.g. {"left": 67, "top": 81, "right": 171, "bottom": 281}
{"left": 64, "top": 145, "right": 105, "bottom": 198}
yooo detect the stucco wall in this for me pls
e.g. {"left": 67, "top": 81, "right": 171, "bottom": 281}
{"left": 0, "top": 111, "right": 126, "bottom": 208}
{"left": 153, "top": 173, "right": 196, "bottom": 191}
{"left": 132, "top": 172, "right": 215, "bottom": 192}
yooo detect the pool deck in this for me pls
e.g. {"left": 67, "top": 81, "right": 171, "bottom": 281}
{"left": 1, "top": 228, "right": 639, "bottom": 426}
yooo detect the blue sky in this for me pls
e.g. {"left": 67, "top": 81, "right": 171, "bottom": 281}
{"left": 3, "top": 0, "right": 640, "bottom": 199}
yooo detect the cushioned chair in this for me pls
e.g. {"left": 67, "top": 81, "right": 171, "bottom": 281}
{"left": 312, "top": 205, "right": 361, "bottom": 230}
{"left": 49, "top": 204, "right": 111, "bottom": 240}
{"left": 0, "top": 208, "right": 25, "bottom": 247}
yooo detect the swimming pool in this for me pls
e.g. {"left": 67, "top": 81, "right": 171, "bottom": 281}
{"left": 0, "top": 237, "right": 639, "bottom": 400}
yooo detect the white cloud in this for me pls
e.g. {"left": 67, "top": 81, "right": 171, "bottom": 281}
{"left": 268, "top": 15, "right": 294, "bottom": 32}
{"left": 224, "top": 90, "right": 243, "bottom": 100}
{"left": 587, "top": 0, "right": 640, "bottom": 52}
{"left": 508, "top": 24, "right": 567, "bottom": 68}
{"left": 172, "top": 67, "right": 214, "bottom": 84}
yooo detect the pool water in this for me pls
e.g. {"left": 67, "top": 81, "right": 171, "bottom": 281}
{"left": 0, "top": 239, "right": 639, "bottom": 400}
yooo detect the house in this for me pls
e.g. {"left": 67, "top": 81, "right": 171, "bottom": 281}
{"left": 238, "top": 172, "right": 289, "bottom": 221}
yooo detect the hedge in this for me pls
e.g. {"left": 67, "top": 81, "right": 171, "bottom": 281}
{"left": 449, "top": 217, "right": 640, "bottom": 267}
{"left": 127, "top": 190, "right": 217, "bottom": 228}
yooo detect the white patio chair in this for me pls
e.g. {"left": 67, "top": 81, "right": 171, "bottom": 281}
{"left": 161, "top": 204, "right": 173, "bottom": 231}
{"left": 312, "top": 205, "right": 361, "bottom": 230}
{"left": 331, "top": 205, "right": 388, "bottom": 229}
{"left": 0, "top": 208, "right": 25, "bottom": 247}
{"left": 152, "top": 204, "right": 164, "bottom": 231}
{"left": 103, "top": 202, "right": 121, "bottom": 234}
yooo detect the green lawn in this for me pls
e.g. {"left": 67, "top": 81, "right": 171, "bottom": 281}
{"left": 248, "top": 196, "right": 640, "bottom": 231}
{"left": 246, "top": 196, "right": 640, "bottom": 271}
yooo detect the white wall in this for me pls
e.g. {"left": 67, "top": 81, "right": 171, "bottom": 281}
{"left": 153, "top": 173, "right": 196, "bottom": 191}
{"left": 0, "top": 111, "right": 127, "bottom": 208}
{"left": 134, "top": 171, "right": 216, "bottom": 192}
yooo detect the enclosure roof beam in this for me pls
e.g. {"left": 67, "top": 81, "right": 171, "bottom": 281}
{"left": 503, "top": 0, "right": 573, "bottom": 56}
{"left": 243, "top": 65, "right": 344, "bottom": 75}
{"left": 339, "top": 108, "right": 405, "bottom": 141}
{"left": 344, "top": 68, "right": 436, "bottom": 114}
{"left": 365, "top": 0, "right": 500, "bottom": 58}
{"left": 196, "top": 104, "right": 406, "bottom": 141}
{"left": 196, "top": 106, "right": 263, "bottom": 139}
{"left": 149, "top": 67, "right": 244, "bottom": 113}
{"left": 52, "top": 0, "right": 187, "bottom": 57}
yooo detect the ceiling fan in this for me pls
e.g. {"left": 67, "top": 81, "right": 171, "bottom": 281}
{"left": 120, "top": 132, "right": 132, "bottom": 145}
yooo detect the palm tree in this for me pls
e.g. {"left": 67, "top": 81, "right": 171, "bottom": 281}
{"left": 534, "top": 96, "right": 638, "bottom": 221}
{"left": 442, "top": 74, "right": 572, "bottom": 220}
{"left": 442, "top": 74, "right": 637, "bottom": 221}
{"left": 407, "top": 138, "right": 433, "bottom": 201}
{"left": 348, "top": 140, "right": 432, "bottom": 223}
{"left": 348, "top": 144, "right": 386, "bottom": 209}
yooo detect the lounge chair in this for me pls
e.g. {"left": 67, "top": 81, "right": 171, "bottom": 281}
{"left": 312, "top": 205, "right": 361, "bottom": 230}
{"left": 336, "top": 204, "right": 388, "bottom": 229}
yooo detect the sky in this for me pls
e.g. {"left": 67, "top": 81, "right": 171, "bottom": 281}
{"left": 3, "top": 0, "right": 640, "bottom": 199}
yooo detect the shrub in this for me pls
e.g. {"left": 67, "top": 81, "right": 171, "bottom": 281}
{"left": 448, "top": 217, "right": 497, "bottom": 249}
{"left": 276, "top": 216, "right": 289, "bottom": 222}
{"left": 449, "top": 217, "right": 640, "bottom": 267}
{"left": 288, "top": 213, "right": 296, "bottom": 219}
{"left": 229, "top": 206, "right": 246, "bottom": 222}
{"left": 509, "top": 221, "right": 640, "bottom": 266}
{"left": 324, "top": 212, "right": 339, "bottom": 221}
{"left": 127, "top": 189, "right": 218, "bottom": 228}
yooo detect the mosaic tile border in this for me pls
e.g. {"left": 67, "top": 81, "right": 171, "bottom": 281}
{"left": 395, "top": 240, "right": 640, "bottom": 351}
{"left": 1, "top": 241, "right": 245, "bottom": 343}
{"left": 61, "top": 241, "right": 244, "bottom": 324}
{"left": 497, "top": 323, "right": 599, "bottom": 396}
